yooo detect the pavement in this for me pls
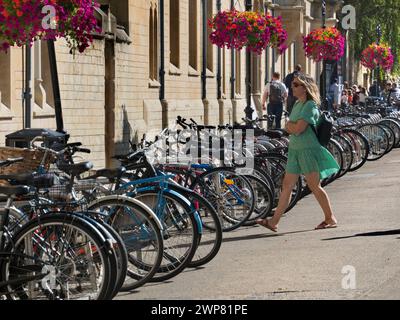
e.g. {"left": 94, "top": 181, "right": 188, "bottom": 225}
{"left": 117, "top": 149, "right": 400, "bottom": 300}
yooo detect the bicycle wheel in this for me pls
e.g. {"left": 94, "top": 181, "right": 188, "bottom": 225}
{"left": 87, "top": 197, "right": 163, "bottom": 291}
{"left": 1, "top": 213, "right": 113, "bottom": 300}
{"left": 132, "top": 190, "right": 200, "bottom": 282}
{"left": 358, "top": 124, "right": 389, "bottom": 161}
{"left": 378, "top": 123, "right": 396, "bottom": 154}
{"left": 384, "top": 117, "right": 400, "bottom": 147}
{"left": 324, "top": 138, "right": 344, "bottom": 185}
{"left": 257, "top": 153, "right": 302, "bottom": 213}
{"left": 242, "top": 174, "right": 274, "bottom": 226}
{"left": 340, "top": 129, "right": 369, "bottom": 172}
{"left": 190, "top": 167, "right": 255, "bottom": 232}
{"left": 168, "top": 185, "right": 223, "bottom": 268}
{"left": 14, "top": 201, "right": 122, "bottom": 298}
{"left": 332, "top": 133, "right": 353, "bottom": 177}
{"left": 75, "top": 212, "right": 128, "bottom": 298}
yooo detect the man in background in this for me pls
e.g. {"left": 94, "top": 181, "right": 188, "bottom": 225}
{"left": 284, "top": 64, "right": 302, "bottom": 114}
{"left": 262, "top": 72, "right": 288, "bottom": 129}
{"left": 328, "top": 78, "right": 341, "bottom": 111}
{"left": 369, "top": 80, "right": 382, "bottom": 97}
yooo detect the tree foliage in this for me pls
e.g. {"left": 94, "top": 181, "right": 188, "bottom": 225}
{"left": 344, "top": 0, "right": 400, "bottom": 75}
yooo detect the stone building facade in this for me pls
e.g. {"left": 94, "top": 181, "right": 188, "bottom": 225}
{"left": 0, "top": 0, "right": 343, "bottom": 169}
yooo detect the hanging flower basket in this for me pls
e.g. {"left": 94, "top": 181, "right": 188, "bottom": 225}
{"left": 360, "top": 43, "right": 394, "bottom": 72}
{"left": 209, "top": 9, "right": 287, "bottom": 55}
{"left": 303, "top": 27, "right": 345, "bottom": 62}
{"left": 0, "top": 0, "right": 100, "bottom": 53}
{"left": 264, "top": 15, "right": 288, "bottom": 54}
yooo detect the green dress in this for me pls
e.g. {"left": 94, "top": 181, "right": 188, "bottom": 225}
{"left": 286, "top": 100, "right": 340, "bottom": 180}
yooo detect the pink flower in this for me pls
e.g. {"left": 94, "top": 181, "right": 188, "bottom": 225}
{"left": 0, "top": 0, "right": 100, "bottom": 54}
{"left": 209, "top": 9, "right": 287, "bottom": 55}
{"left": 303, "top": 27, "right": 345, "bottom": 62}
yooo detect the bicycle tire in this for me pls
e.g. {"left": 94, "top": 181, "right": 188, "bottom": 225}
{"left": 340, "top": 128, "right": 369, "bottom": 171}
{"left": 168, "top": 185, "right": 223, "bottom": 268}
{"left": 1, "top": 213, "right": 113, "bottom": 300}
{"left": 87, "top": 198, "right": 164, "bottom": 291}
{"left": 189, "top": 167, "right": 255, "bottom": 232}
{"left": 132, "top": 190, "right": 200, "bottom": 282}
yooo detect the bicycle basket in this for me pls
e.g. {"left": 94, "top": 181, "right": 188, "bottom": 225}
{"left": 0, "top": 147, "right": 56, "bottom": 186}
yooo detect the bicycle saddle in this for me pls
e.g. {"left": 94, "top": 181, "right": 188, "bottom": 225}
{"left": 85, "top": 167, "right": 126, "bottom": 180}
{"left": 0, "top": 185, "right": 30, "bottom": 196}
{"left": 265, "top": 130, "right": 284, "bottom": 139}
{"left": 57, "top": 161, "right": 93, "bottom": 176}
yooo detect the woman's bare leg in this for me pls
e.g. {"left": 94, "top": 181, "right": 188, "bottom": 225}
{"left": 267, "top": 173, "right": 300, "bottom": 229}
{"left": 304, "top": 172, "right": 337, "bottom": 225}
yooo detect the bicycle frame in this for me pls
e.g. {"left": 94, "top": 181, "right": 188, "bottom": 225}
{"left": 116, "top": 175, "right": 203, "bottom": 234}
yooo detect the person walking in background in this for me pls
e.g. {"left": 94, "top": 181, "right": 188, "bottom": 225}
{"left": 256, "top": 73, "right": 340, "bottom": 232}
{"left": 341, "top": 89, "right": 349, "bottom": 108}
{"left": 347, "top": 90, "right": 353, "bottom": 105}
{"left": 369, "top": 80, "right": 382, "bottom": 97}
{"left": 351, "top": 85, "right": 360, "bottom": 106}
{"left": 359, "top": 87, "right": 367, "bottom": 107}
{"left": 284, "top": 64, "right": 302, "bottom": 114}
{"left": 384, "top": 82, "right": 392, "bottom": 102}
{"left": 388, "top": 83, "right": 400, "bottom": 107}
{"left": 328, "top": 78, "right": 340, "bottom": 111}
{"left": 262, "top": 72, "right": 288, "bottom": 129}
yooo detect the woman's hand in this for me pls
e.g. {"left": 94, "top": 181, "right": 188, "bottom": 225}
{"left": 286, "top": 119, "right": 309, "bottom": 135}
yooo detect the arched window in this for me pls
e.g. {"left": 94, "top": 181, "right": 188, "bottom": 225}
{"left": 34, "top": 40, "right": 55, "bottom": 110}
{"left": 99, "top": 0, "right": 130, "bottom": 35}
{"left": 149, "top": 4, "right": 159, "bottom": 81}
{"left": 0, "top": 51, "right": 11, "bottom": 109}
{"left": 188, "top": 0, "right": 198, "bottom": 70}
{"left": 149, "top": 8, "right": 155, "bottom": 80}
{"left": 235, "top": 50, "right": 242, "bottom": 95}
{"left": 206, "top": 0, "right": 213, "bottom": 72}
{"left": 170, "top": 0, "right": 180, "bottom": 68}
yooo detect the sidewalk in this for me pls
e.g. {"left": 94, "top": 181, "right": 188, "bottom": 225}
{"left": 117, "top": 149, "right": 400, "bottom": 300}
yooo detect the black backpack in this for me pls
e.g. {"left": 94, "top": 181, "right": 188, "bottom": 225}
{"left": 311, "top": 111, "right": 333, "bottom": 147}
{"left": 269, "top": 81, "right": 284, "bottom": 103}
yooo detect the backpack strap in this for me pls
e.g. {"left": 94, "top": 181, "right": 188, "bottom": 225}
{"left": 310, "top": 124, "right": 318, "bottom": 138}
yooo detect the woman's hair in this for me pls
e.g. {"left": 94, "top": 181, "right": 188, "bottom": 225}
{"left": 294, "top": 73, "right": 321, "bottom": 106}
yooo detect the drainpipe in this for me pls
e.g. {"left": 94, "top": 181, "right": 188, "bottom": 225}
{"left": 264, "top": 2, "right": 269, "bottom": 85}
{"left": 230, "top": 0, "right": 235, "bottom": 100}
{"left": 159, "top": 0, "right": 165, "bottom": 101}
{"left": 271, "top": 0, "right": 275, "bottom": 74}
{"left": 23, "top": 44, "right": 32, "bottom": 129}
{"left": 244, "top": 0, "right": 253, "bottom": 120}
{"left": 321, "top": 0, "right": 329, "bottom": 110}
{"left": 202, "top": 0, "right": 207, "bottom": 100}
{"left": 216, "top": 0, "right": 222, "bottom": 99}
{"left": 48, "top": 40, "right": 64, "bottom": 133}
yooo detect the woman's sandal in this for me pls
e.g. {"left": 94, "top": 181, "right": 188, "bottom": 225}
{"left": 256, "top": 219, "right": 278, "bottom": 233}
{"left": 315, "top": 221, "right": 338, "bottom": 230}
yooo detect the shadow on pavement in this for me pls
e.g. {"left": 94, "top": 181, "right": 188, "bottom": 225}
{"left": 322, "top": 229, "right": 400, "bottom": 241}
{"left": 222, "top": 232, "right": 281, "bottom": 243}
{"left": 222, "top": 228, "right": 316, "bottom": 243}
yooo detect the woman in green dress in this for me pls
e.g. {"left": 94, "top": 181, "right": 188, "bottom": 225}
{"left": 257, "top": 73, "right": 340, "bottom": 232}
